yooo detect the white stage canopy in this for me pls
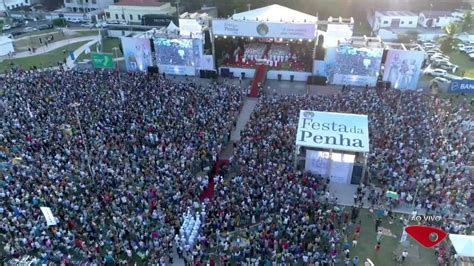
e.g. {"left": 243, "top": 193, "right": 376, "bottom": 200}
{"left": 296, "top": 110, "right": 369, "bottom": 153}
{"left": 231, "top": 4, "right": 318, "bottom": 23}
{"left": 449, "top": 234, "right": 474, "bottom": 257}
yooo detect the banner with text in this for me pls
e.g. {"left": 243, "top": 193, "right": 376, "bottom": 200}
{"left": 296, "top": 110, "right": 369, "bottom": 152}
{"left": 449, "top": 79, "right": 474, "bottom": 94}
{"left": 212, "top": 19, "right": 317, "bottom": 39}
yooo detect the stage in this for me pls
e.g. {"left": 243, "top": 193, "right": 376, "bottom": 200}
{"left": 219, "top": 66, "right": 311, "bottom": 81}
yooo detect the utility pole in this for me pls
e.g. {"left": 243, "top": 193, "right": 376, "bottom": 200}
{"left": 176, "top": 0, "right": 180, "bottom": 19}
{"left": 70, "top": 102, "right": 95, "bottom": 179}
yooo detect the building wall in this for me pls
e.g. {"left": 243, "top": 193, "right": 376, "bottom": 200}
{"left": 1, "top": 0, "right": 32, "bottom": 11}
{"left": 105, "top": 3, "right": 175, "bottom": 23}
{"left": 418, "top": 13, "right": 457, "bottom": 28}
{"left": 64, "top": 0, "right": 114, "bottom": 12}
{"left": 374, "top": 13, "right": 418, "bottom": 29}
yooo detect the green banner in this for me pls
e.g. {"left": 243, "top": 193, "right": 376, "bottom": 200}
{"left": 91, "top": 53, "right": 114, "bottom": 69}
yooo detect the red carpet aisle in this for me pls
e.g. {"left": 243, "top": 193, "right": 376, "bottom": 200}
{"left": 199, "top": 160, "right": 229, "bottom": 201}
{"left": 249, "top": 65, "right": 267, "bottom": 98}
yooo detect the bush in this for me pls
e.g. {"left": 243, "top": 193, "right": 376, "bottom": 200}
{"left": 52, "top": 18, "right": 67, "bottom": 27}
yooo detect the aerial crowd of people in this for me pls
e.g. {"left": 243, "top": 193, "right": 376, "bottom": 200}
{"left": 0, "top": 69, "right": 472, "bottom": 265}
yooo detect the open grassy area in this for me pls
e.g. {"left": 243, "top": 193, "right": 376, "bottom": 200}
{"left": 350, "top": 209, "right": 437, "bottom": 266}
{"left": 447, "top": 51, "right": 474, "bottom": 78}
{"left": 14, "top": 30, "right": 99, "bottom": 51}
{"left": 77, "top": 37, "right": 122, "bottom": 62}
{"left": 0, "top": 41, "right": 89, "bottom": 72}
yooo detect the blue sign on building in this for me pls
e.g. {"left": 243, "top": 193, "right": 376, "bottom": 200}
{"left": 449, "top": 79, "right": 474, "bottom": 94}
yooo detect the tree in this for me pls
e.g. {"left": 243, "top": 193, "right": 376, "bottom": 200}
{"left": 460, "top": 11, "right": 473, "bottom": 32}
{"left": 439, "top": 22, "right": 458, "bottom": 53}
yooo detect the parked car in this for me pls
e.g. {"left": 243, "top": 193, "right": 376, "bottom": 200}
{"left": 67, "top": 18, "right": 81, "bottom": 23}
{"left": 23, "top": 27, "right": 37, "bottom": 32}
{"left": 11, "top": 31, "right": 24, "bottom": 36}
{"left": 469, "top": 52, "right": 474, "bottom": 60}
{"left": 423, "top": 42, "right": 436, "bottom": 49}
{"left": 95, "top": 21, "right": 107, "bottom": 28}
{"left": 2, "top": 24, "right": 11, "bottom": 31}
{"left": 80, "top": 22, "right": 95, "bottom": 28}
{"left": 11, "top": 21, "right": 23, "bottom": 28}
{"left": 37, "top": 24, "right": 51, "bottom": 30}
{"left": 461, "top": 46, "right": 473, "bottom": 53}
{"left": 430, "top": 77, "right": 451, "bottom": 91}
{"left": 434, "top": 62, "right": 458, "bottom": 73}
{"left": 426, "top": 68, "right": 448, "bottom": 77}
{"left": 431, "top": 53, "right": 450, "bottom": 61}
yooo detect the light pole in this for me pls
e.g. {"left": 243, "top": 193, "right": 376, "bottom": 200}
{"left": 112, "top": 47, "right": 119, "bottom": 71}
{"left": 69, "top": 102, "right": 95, "bottom": 179}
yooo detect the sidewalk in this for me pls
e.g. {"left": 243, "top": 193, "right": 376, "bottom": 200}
{"left": 4, "top": 36, "right": 98, "bottom": 60}
{"left": 12, "top": 28, "right": 95, "bottom": 41}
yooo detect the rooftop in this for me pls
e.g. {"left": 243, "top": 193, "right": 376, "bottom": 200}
{"left": 421, "top": 10, "right": 454, "bottom": 17}
{"left": 114, "top": 0, "right": 166, "bottom": 7}
{"left": 377, "top": 11, "right": 418, "bottom": 17}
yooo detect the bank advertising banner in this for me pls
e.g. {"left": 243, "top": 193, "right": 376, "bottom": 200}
{"left": 212, "top": 19, "right": 317, "bottom": 39}
{"left": 121, "top": 37, "right": 153, "bottom": 72}
{"left": 449, "top": 79, "right": 474, "bottom": 94}
{"left": 383, "top": 50, "right": 425, "bottom": 90}
{"left": 296, "top": 110, "right": 369, "bottom": 153}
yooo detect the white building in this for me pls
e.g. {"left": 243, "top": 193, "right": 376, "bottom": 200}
{"left": 369, "top": 11, "right": 418, "bottom": 32}
{"left": 418, "top": 10, "right": 458, "bottom": 28}
{"left": 105, "top": 0, "right": 175, "bottom": 24}
{"left": 0, "top": 0, "right": 33, "bottom": 11}
{"left": 64, "top": 0, "right": 114, "bottom": 14}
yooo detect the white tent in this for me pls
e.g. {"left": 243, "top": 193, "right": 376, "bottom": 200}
{"left": 449, "top": 234, "right": 474, "bottom": 257}
{"left": 231, "top": 4, "right": 318, "bottom": 23}
{"left": 167, "top": 21, "right": 179, "bottom": 33}
{"left": 0, "top": 36, "right": 14, "bottom": 56}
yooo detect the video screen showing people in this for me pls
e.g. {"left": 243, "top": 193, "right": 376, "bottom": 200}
{"left": 326, "top": 45, "right": 383, "bottom": 86}
{"left": 383, "top": 50, "right": 425, "bottom": 90}
{"left": 121, "top": 37, "right": 153, "bottom": 72}
{"left": 154, "top": 38, "right": 195, "bottom": 66}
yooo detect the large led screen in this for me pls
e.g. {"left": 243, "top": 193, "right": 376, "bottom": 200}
{"left": 154, "top": 37, "right": 203, "bottom": 75}
{"left": 326, "top": 45, "right": 383, "bottom": 87}
{"left": 383, "top": 50, "right": 425, "bottom": 90}
{"left": 121, "top": 37, "right": 153, "bottom": 72}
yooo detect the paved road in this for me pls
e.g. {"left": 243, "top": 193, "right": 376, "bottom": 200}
{"left": 3, "top": 35, "right": 98, "bottom": 59}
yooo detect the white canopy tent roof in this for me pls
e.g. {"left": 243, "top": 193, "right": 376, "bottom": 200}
{"left": 167, "top": 21, "right": 179, "bottom": 32}
{"left": 231, "top": 4, "right": 318, "bottom": 23}
{"left": 449, "top": 234, "right": 474, "bottom": 257}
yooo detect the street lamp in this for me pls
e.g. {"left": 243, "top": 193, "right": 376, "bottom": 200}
{"left": 112, "top": 47, "right": 119, "bottom": 68}
{"left": 69, "top": 102, "right": 95, "bottom": 179}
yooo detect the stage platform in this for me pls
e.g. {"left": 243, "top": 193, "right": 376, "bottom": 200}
{"left": 218, "top": 66, "right": 311, "bottom": 81}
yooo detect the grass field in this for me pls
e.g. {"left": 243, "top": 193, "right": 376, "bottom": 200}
{"left": 0, "top": 41, "right": 89, "bottom": 72}
{"left": 77, "top": 38, "right": 122, "bottom": 62}
{"left": 350, "top": 209, "right": 438, "bottom": 266}
{"left": 447, "top": 51, "right": 474, "bottom": 79}
{"left": 14, "top": 30, "right": 99, "bottom": 52}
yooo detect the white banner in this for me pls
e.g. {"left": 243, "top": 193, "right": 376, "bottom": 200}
{"left": 200, "top": 55, "right": 215, "bottom": 70}
{"left": 212, "top": 20, "right": 317, "bottom": 39}
{"left": 332, "top": 74, "right": 378, "bottom": 87}
{"left": 179, "top": 19, "right": 203, "bottom": 37}
{"left": 158, "top": 64, "right": 195, "bottom": 76}
{"left": 40, "top": 207, "right": 58, "bottom": 226}
{"left": 305, "top": 150, "right": 331, "bottom": 176}
{"left": 296, "top": 110, "right": 369, "bottom": 152}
